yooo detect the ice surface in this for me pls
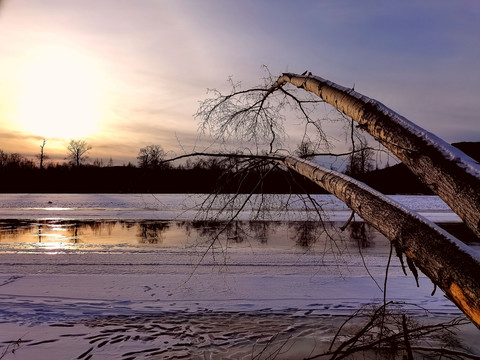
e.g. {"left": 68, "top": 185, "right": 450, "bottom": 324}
{"left": 0, "top": 193, "right": 461, "bottom": 222}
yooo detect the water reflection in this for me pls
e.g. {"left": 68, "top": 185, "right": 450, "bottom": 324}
{"left": 0, "top": 219, "right": 321, "bottom": 250}
{"left": 137, "top": 221, "right": 169, "bottom": 244}
{"left": 248, "top": 221, "right": 270, "bottom": 244}
{"left": 0, "top": 219, "right": 476, "bottom": 253}
{"left": 349, "top": 222, "right": 374, "bottom": 249}
{"left": 179, "top": 220, "right": 273, "bottom": 246}
{"left": 289, "top": 222, "right": 322, "bottom": 247}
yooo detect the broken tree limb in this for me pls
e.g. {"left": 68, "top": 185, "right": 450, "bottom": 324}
{"left": 273, "top": 73, "right": 480, "bottom": 239}
{"left": 277, "top": 154, "right": 480, "bottom": 328}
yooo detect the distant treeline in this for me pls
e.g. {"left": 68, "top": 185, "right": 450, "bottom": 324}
{"left": 1, "top": 142, "right": 478, "bottom": 194}
{"left": 0, "top": 160, "right": 327, "bottom": 194}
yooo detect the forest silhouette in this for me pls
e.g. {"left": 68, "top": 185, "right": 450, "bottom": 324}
{"left": 0, "top": 141, "right": 478, "bottom": 194}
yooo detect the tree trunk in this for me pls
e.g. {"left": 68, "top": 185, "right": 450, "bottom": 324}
{"left": 274, "top": 73, "right": 480, "bottom": 239}
{"left": 278, "top": 154, "right": 480, "bottom": 328}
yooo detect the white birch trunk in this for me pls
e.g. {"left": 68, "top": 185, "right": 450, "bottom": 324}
{"left": 274, "top": 73, "right": 480, "bottom": 239}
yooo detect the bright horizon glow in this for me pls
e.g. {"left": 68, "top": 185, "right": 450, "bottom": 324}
{"left": 15, "top": 45, "right": 104, "bottom": 139}
{"left": 0, "top": 1, "right": 478, "bottom": 164}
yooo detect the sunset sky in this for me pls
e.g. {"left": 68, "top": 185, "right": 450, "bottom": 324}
{"left": 0, "top": 0, "right": 478, "bottom": 165}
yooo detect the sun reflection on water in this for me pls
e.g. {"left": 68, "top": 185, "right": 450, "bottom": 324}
{"left": 36, "top": 241, "right": 74, "bottom": 254}
{"left": 32, "top": 221, "right": 81, "bottom": 252}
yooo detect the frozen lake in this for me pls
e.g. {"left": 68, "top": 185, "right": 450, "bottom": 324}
{"left": 0, "top": 194, "right": 478, "bottom": 359}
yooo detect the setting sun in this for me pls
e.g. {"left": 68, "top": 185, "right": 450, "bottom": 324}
{"left": 15, "top": 45, "right": 103, "bottom": 139}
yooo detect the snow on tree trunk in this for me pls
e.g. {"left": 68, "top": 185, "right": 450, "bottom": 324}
{"left": 279, "top": 154, "right": 480, "bottom": 328}
{"left": 274, "top": 73, "right": 480, "bottom": 239}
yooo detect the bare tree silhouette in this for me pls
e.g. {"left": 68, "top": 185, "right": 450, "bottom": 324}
{"left": 67, "top": 139, "right": 92, "bottom": 167}
{"left": 36, "top": 139, "right": 48, "bottom": 170}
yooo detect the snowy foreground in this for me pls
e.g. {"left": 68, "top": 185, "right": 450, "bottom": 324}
{"left": 0, "top": 194, "right": 478, "bottom": 359}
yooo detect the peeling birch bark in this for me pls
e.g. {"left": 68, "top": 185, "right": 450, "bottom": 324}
{"left": 273, "top": 73, "right": 480, "bottom": 239}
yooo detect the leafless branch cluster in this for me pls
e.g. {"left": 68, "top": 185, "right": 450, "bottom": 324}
{"left": 194, "top": 68, "right": 396, "bottom": 186}
{"left": 66, "top": 139, "right": 92, "bottom": 167}
{"left": 195, "top": 68, "right": 328, "bottom": 154}
{"left": 184, "top": 68, "right": 389, "bottom": 274}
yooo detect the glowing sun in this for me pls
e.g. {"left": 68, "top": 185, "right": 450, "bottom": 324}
{"left": 16, "top": 45, "right": 104, "bottom": 139}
